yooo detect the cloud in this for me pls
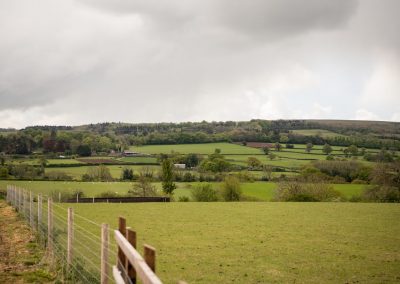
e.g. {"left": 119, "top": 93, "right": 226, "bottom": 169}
{"left": 0, "top": 0, "right": 399, "bottom": 128}
{"left": 358, "top": 52, "right": 400, "bottom": 120}
{"left": 354, "top": 109, "right": 381, "bottom": 121}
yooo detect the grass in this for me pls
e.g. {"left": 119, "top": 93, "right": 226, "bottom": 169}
{"left": 45, "top": 165, "right": 160, "bottom": 179}
{"left": 130, "top": 143, "right": 262, "bottom": 155}
{"left": 59, "top": 202, "right": 400, "bottom": 283}
{"left": 0, "top": 181, "right": 365, "bottom": 201}
{"left": 291, "top": 129, "right": 347, "bottom": 138}
{"left": 116, "top": 156, "right": 159, "bottom": 163}
{"left": 174, "top": 182, "right": 365, "bottom": 201}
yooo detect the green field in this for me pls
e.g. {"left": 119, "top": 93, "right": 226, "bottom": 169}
{"left": 57, "top": 202, "right": 400, "bottom": 283}
{"left": 291, "top": 129, "right": 347, "bottom": 138}
{"left": 0, "top": 181, "right": 366, "bottom": 201}
{"left": 130, "top": 143, "right": 262, "bottom": 155}
{"left": 46, "top": 165, "right": 161, "bottom": 179}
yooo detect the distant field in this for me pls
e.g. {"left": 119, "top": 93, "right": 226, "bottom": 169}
{"left": 0, "top": 181, "right": 365, "bottom": 201}
{"left": 291, "top": 129, "right": 347, "bottom": 138}
{"left": 46, "top": 165, "right": 160, "bottom": 179}
{"left": 130, "top": 143, "right": 262, "bottom": 155}
{"left": 60, "top": 202, "right": 400, "bottom": 283}
{"left": 116, "top": 156, "right": 158, "bottom": 163}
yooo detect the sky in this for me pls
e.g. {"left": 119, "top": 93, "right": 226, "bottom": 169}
{"left": 0, "top": 0, "right": 399, "bottom": 128}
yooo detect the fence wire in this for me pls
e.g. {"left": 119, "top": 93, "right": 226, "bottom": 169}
{"left": 6, "top": 186, "right": 118, "bottom": 284}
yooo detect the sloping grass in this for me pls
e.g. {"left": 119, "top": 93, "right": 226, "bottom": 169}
{"left": 291, "top": 129, "right": 347, "bottom": 138}
{"left": 130, "top": 143, "right": 262, "bottom": 155}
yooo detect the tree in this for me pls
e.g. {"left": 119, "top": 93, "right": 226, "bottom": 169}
{"left": 191, "top": 183, "right": 218, "bottom": 201}
{"left": 275, "top": 142, "right": 282, "bottom": 151}
{"left": 76, "top": 144, "right": 91, "bottom": 157}
{"left": 129, "top": 174, "right": 156, "bottom": 197}
{"left": 121, "top": 167, "right": 134, "bottom": 180}
{"left": 348, "top": 145, "right": 358, "bottom": 156}
{"left": 247, "top": 157, "right": 262, "bottom": 169}
{"left": 262, "top": 147, "right": 270, "bottom": 155}
{"left": 306, "top": 143, "right": 313, "bottom": 153}
{"left": 0, "top": 167, "right": 8, "bottom": 179}
{"left": 221, "top": 176, "right": 242, "bottom": 201}
{"left": 262, "top": 165, "right": 273, "bottom": 181}
{"left": 279, "top": 134, "right": 289, "bottom": 143}
{"left": 161, "top": 159, "right": 176, "bottom": 195}
{"left": 322, "top": 143, "right": 332, "bottom": 155}
{"left": 184, "top": 153, "right": 200, "bottom": 168}
{"left": 85, "top": 165, "right": 112, "bottom": 181}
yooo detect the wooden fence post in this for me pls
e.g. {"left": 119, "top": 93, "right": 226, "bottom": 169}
{"left": 24, "top": 190, "right": 28, "bottom": 218}
{"left": 67, "top": 207, "right": 74, "bottom": 269}
{"left": 101, "top": 223, "right": 109, "bottom": 284}
{"left": 18, "top": 187, "right": 22, "bottom": 212}
{"left": 37, "top": 194, "right": 42, "bottom": 231}
{"left": 30, "top": 191, "right": 34, "bottom": 228}
{"left": 47, "top": 197, "right": 53, "bottom": 259}
{"left": 144, "top": 245, "right": 156, "bottom": 273}
{"left": 126, "top": 228, "right": 137, "bottom": 283}
{"left": 118, "top": 217, "right": 126, "bottom": 272}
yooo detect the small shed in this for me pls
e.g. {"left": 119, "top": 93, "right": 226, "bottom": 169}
{"left": 174, "top": 163, "right": 186, "bottom": 169}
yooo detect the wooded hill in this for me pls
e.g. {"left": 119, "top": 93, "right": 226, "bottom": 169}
{"left": 1, "top": 119, "right": 399, "bottom": 155}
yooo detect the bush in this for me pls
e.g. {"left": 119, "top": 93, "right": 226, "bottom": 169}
{"left": 362, "top": 186, "right": 400, "bottom": 202}
{"left": 178, "top": 196, "right": 190, "bottom": 202}
{"left": 45, "top": 171, "right": 72, "bottom": 181}
{"left": 274, "top": 181, "right": 342, "bottom": 202}
{"left": 191, "top": 183, "right": 218, "bottom": 202}
{"left": 183, "top": 172, "right": 197, "bottom": 182}
{"left": 121, "top": 168, "right": 134, "bottom": 181}
{"left": 221, "top": 176, "right": 242, "bottom": 201}
{"left": 96, "top": 191, "right": 119, "bottom": 198}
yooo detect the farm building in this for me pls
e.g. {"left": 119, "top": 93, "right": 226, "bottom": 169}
{"left": 174, "top": 163, "right": 186, "bottom": 169}
{"left": 122, "top": 150, "right": 141, "bottom": 157}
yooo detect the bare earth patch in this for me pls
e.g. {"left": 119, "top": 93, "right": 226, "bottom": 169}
{"left": 0, "top": 200, "right": 54, "bottom": 283}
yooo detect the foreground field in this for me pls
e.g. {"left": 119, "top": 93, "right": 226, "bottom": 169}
{"left": 0, "top": 181, "right": 365, "bottom": 200}
{"left": 63, "top": 202, "right": 400, "bottom": 283}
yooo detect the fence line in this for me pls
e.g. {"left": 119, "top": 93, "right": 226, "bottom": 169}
{"left": 5, "top": 185, "right": 186, "bottom": 284}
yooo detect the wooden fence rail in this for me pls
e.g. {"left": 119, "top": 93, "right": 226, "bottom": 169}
{"left": 114, "top": 217, "right": 163, "bottom": 284}
{"left": 5, "top": 185, "right": 186, "bottom": 284}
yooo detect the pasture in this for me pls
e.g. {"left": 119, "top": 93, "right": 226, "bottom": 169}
{"left": 290, "top": 129, "right": 347, "bottom": 138}
{"left": 0, "top": 181, "right": 366, "bottom": 201}
{"left": 130, "top": 143, "right": 262, "bottom": 155}
{"left": 45, "top": 165, "right": 160, "bottom": 179}
{"left": 59, "top": 202, "right": 400, "bottom": 283}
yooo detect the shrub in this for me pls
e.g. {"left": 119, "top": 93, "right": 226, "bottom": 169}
{"left": 221, "top": 176, "right": 242, "bottom": 201}
{"left": 96, "top": 191, "right": 119, "bottom": 198}
{"left": 191, "top": 183, "right": 218, "bottom": 202}
{"left": 129, "top": 175, "right": 157, "bottom": 197}
{"left": 121, "top": 167, "right": 134, "bottom": 181}
{"left": 363, "top": 186, "right": 400, "bottom": 202}
{"left": 274, "top": 181, "right": 342, "bottom": 202}
{"left": 183, "top": 172, "right": 197, "bottom": 182}
{"left": 178, "top": 196, "right": 190, "bottom": 202}
{"left": 45, "top": 171, "right": 72, "bottom": 181}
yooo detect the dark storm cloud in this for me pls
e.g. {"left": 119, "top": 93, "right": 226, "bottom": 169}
{"left": 0, "top": 0, "right": 399, "bottom": 127}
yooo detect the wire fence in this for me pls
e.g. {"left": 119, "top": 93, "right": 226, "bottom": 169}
{"left": 6, "top": 185, "right": 116, "bottom": 284}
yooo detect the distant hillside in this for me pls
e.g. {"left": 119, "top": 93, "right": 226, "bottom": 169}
{"left": 1, "top": 119, "right": 399, "bottom": 155}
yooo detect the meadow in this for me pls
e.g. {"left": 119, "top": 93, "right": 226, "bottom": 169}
{"left": 290, "top": 129, "right": 348, "bottom": 138}
{"left": 0, "top": 181, "right": 366, "bottom": 201}
{"left": 57, "top": 202, "right": 400, "bottom": 283}
{"left": 46, "top": 165, "right": 160, "bottom": 179}
{"left": 130, "top": 142, "right": 261, "bottom": 155}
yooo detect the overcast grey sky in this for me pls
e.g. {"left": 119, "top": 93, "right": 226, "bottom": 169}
{"left": 0, "top": 0, "right": 399, "bottom": 128}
